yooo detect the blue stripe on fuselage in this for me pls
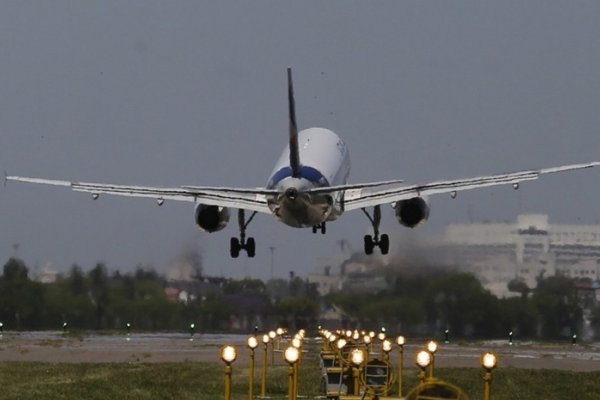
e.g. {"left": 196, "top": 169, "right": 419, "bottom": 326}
{"left": 267, "top": 166, "right": 329, "bottom": 188}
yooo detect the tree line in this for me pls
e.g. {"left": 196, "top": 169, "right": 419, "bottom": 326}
{"left": 1, "top": 257, "right": 599, "bottom": 339}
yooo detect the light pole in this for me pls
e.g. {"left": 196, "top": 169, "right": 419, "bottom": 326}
{"left": 415, "top": 350, "right": 432, "bottom": 383}
{"left": 260, "top": 334, "right": 269, "bottom": 398}
{"left": 396, "top": 336, "right": 405, "bottom": 397}
{"left": 481, "top": 352, "right": 498, "bottom": 400}
{"left": 350, "top": 348, "right": 365, "bottom": 395}
{"left": 426, "top": 340, "right": 438, "bottom": 378}
{"left": 381, "top": 340, "right": 392, "bottom": 396}
{"left": 291, "top": 336, "right": 303, "bottom": 397}
{"left": 363, "top": 335, "right": 372, "bottom": 360}
{"left": 268, "top": 330, "right": 277, "bottom": 365}
{"left": 220, "top": 345, "right": 237, "bottom": 400}
{"left": 269, "top": 246, "right": 275, "bottom": 280}
{"left": 284, "top": 346, "right": 300, "bottom": 400}
{"left": 247, "top": 336, "right": 259, "bottom": 400}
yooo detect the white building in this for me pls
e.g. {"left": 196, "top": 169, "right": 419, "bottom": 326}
{"left": 444, "top": 214, "right": 600, "bottom": 296}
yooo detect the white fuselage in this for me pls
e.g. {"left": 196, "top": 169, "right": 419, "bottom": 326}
{"left": 266, "top": 127, "right": 351, "bottom": 228}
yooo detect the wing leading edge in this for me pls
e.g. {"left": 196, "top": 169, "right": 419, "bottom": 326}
{"left": 339, "top": 161, "right": 600, "bottom": 211}
{"left": 5, "top": 175, "right": 274, "bottom": 214}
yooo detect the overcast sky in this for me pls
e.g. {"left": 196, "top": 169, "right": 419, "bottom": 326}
{"left": 1, "top": 1, "right": 600, "bottom": 280}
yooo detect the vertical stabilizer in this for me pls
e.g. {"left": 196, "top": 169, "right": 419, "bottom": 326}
{"left": 287, "top": 67, "right": 301, "bottom": 178}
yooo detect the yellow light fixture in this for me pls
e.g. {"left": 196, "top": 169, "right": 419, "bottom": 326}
{"left": 396, "top": 336, "right": 405, "bottom": 346}
{"left": 416, "top": 350, "right": 431, "bottom": 369}
{"left": 221, "top": 345, "right": 237, "bottom": 364}
{"left": 350, "top": 348, "right": 365, "bottom": 366}
{"left": 262, "top": 334, "right": 270, "bottom": 344}
{"left": 382, "top": 339, "right": 393, "bottom": 353}
{"left": 247, "top": 336, "right": 259, "bottom": 350}
{"left": 481, "top": 352, "right": 498, "bottom": 371}
{"left": 426, "top": 340, "right": 438, "bottom": 354}
{"left": 284, "top": 346, "right": 300, "bottom": 364}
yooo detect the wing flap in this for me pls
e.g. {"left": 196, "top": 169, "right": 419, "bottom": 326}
{"left": 342, "top": 161, "right": 600, "bottom": 211}
{"left": 6, "top": 175, "right": 272, "bottom": 214}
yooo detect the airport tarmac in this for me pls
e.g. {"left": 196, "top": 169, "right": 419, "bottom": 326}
{"left": 1, "top": 332, "right": 599, "bottom": 371}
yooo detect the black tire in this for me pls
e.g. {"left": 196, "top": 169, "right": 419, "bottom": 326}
{"left": 321, "top": 223, "right": 326, "bottom": 234}
{"left": 230, "top": 237, "right": 240, "bottom": 258}
{"left": 364, "top": 235, "right": 374, "bottom": 255}
{"left": 380, "top": 234, "right": 390, "bottom": 255}
{"left": 312, "top": 226, "right": 318, "bottom": 234}
{"left": 246, "top": 237, "right": 256, "bottom": 258}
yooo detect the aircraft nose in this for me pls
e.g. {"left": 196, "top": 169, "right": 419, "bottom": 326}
{"left": 285, "top": 187, "right": 298, "bottom": 200}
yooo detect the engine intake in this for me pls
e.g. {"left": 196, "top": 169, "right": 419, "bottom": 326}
{"left": 394, "top": 197, "right": 430, "bottom": 228}
{"left": 194, "top": 204, "right": 230, "bottom": 232}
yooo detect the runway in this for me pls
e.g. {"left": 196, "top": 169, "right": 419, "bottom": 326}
{"left": 1, "top": 332, "right": 599, "bottom": 370}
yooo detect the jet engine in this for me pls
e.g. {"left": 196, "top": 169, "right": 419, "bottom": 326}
{"left": 194, "top": 204, "right": 230, "bottom": 232}
{"left": 394, "top": 197, "right": 430, "bottom": 228}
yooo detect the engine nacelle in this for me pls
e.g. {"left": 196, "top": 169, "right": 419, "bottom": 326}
{"left": 394, "top": 197, "right": 430, "bottom": 228}
{"left": 194, "top": 204, "right": 230, "bottom": 232}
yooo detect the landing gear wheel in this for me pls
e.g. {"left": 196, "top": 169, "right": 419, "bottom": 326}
{"left": 380, "top": 234, "right": 390, "bottom": 255}
{"left": 230, "top": 237, "right": 241, "bottom": 258}
{"left": 364, "top": 235, "right": 374, "bottom": 255}
{"left": 246, "top": 237, "right": 256, "bottom": 258}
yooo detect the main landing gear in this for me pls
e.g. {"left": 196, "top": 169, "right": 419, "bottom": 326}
{"left": 230, "top": 209, "right": 257, "bottom": 258}
{"left": 361, "top": 205, "right": 389, "bottom": 255}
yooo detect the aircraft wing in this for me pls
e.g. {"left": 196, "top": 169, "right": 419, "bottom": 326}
{"left": 4, "top": 175, "right": 274, "bottom": 214}
{"left": 339, "top": 161, "right": 600, "bottom": 211}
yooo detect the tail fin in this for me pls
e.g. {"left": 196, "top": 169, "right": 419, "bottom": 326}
{"left": 287, "top": 67, "right": 301, "bottom": 178}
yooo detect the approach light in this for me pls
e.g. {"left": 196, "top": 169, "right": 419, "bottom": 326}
{"left": 369, "top": 331, "right": 375, "bottom": 338}
{"left": 416, "top": 350, "right": 432, "bottom": 369}
{"left": 377, "top": 332, "right": 386, "bottom": 341}
{"left": 292, "top": 338, "right": 302, "bottom": 349}
{"left": 345, "top": 330, "right": 352, "bottom": 338}
{"left": 352, "top": 330, "right": 360, "bottom": 340}
{"left": 481, "top": 352, "right": 498, "bottom": 371}
{"left": 220, "top": 345, "right": 237, "bottom": 364}
{"left": 351, "top": 348, "right": 365, "bottom": 366}
{"left": 329, "top": 334, "right": 337, "bottom": 343}
{"left": 336, "top": 338, "right": 347, "bottom": 350}
{"left": 284, "top": 346, "right": 300, "bottom": 364}
{"left": 268, "top": 330, "right": 276, "bottom": 340}
{"left": 382, "top": 339, "right": 393, "bottom": 353}
{"left": 397, "top": 336, "right": 405, "bottom": 346}
{"left": 262, "top": 334, "right": 270, "bottom": 344}
{"left": 247, "top": 336, "right": 259, "bottom": 350}
{"left": 427, "top": 340, "right": 438, "bottom": 354}
{"left": 363, "top": 335, "right": 371, "bottom": 344}
{"left": 277, "top": 327, "right": 284, "bottom": 336}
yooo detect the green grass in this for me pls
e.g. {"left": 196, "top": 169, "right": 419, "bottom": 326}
{"left": 1, "top": 361, "right": 599, "bottom": 399}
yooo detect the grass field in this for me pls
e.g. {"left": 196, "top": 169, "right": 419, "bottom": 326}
{"left": 1, "top": 361, "right": 600, "bottom": 400}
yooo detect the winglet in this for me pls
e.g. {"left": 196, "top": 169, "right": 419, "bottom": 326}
{"left": 287, "top": 67, "right": 301, "bottom": 178}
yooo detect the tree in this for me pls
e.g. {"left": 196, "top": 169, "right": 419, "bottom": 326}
{"left": 532, "top": 276, "right": 582, "bottom": 338}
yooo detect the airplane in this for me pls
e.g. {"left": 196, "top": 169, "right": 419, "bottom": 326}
{"left": 6, "top": 68, "right": 600, "bottom": 258}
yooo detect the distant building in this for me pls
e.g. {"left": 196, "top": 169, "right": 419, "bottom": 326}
{"left": 34, "top": 264, "right": 60, "bottom": 283}
{"left": 444, "top": 214, "right": 600, "bottom": 296}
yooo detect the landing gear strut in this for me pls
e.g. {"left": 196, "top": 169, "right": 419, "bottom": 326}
{"left": 230, "top": 209, "right": 257, "bottom": 258}
{"left": 361, "top": 205, "right": 389, "bottom": 255}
